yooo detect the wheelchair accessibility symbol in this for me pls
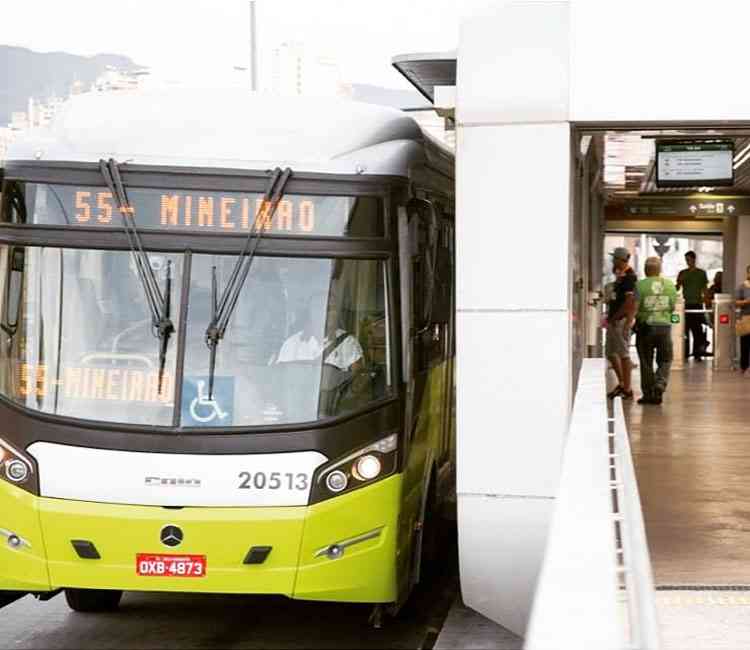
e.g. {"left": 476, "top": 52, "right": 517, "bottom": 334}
{"left": 182, "top": 377, "right": 234, "bottom": 426}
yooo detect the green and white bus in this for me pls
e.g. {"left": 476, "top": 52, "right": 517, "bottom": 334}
{"left": 0, "top": 89, "right": 455, "bottom": 619}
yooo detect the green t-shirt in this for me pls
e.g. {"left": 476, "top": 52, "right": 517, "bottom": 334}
{"left": 637, "top": 276, "right": 677, "bottom": 327}
{"left": 678, "top": 267, "right": 708, "bottom": 304}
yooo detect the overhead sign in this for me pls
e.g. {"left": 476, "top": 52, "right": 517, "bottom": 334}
{"left": 656, "top": 140, "right": 734, "bottom": 188}
{"left": 609, "top": 197, "right": 750, "bottom": 220}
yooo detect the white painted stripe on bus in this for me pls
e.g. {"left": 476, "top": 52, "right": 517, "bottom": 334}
{"left": 27, "top": 442, "right": 327, "bottom": 508}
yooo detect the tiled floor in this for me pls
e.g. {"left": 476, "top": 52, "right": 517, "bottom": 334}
{"left": 625, "top": 362, "right": 750, "bottom": 586}
{"left": 656, "top": 590, "right": 750, "bottom": 650}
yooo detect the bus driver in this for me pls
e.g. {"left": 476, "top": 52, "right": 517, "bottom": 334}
{"left": 274, "top": 290, "right": 364, "bottom": 373}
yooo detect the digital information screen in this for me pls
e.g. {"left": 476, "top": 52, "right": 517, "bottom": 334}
{"left": 656, "top": 141, "right": 734, "bottom": 188}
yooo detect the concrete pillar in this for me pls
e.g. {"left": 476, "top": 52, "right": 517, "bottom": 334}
{"left": 455, "top": 1, "right": 572, "bottom": 636}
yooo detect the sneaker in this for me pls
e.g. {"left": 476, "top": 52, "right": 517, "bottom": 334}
{"left": 607, "top": 386, "right": 624, "bottom": 400}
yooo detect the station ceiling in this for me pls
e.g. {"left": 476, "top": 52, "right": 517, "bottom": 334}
{"left": 602, "top": 132, "right": 750, "bottom": 206}
{"left": 391, "top": 53, "right": 750, "bottom": 220}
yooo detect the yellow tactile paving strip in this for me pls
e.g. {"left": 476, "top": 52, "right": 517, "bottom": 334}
{"left": 658, "top": 593, "right": 750, "bottom": 607}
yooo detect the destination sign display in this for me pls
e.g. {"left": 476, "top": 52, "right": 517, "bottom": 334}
{"left": 656, "top": 140, "right": 734, "bottom": 188}
{"left": 22, "top": 184, "right": 382, "bottom": 237}
{"left": 17, "top": 363, "right": 174, "bottom": 404}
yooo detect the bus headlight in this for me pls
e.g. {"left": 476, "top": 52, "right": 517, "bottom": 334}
{"left": 0, "top": 438, "right": 37, "bottom": 494}
{"left": 311, "top": 433, "right": 398, "bottom": 504}
{"left": 6, "top": 459, "right": 29, "bottom": 483}
{"left": 353, "top": 455, "right": 381, "bottom": 481}
{"left": 326, "top": 470, "right": 348, "bottom": 493}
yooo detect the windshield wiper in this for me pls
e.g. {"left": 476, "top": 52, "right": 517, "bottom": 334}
{"left": 205, "top": 166, "right": 292, "bottom": 399}
{"left": 99, "top": 158, "right": 175, "bottom": 395}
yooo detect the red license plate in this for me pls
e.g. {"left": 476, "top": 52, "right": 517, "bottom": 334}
{"left": 136, "top": 554, "right": 206, "bottom": 577}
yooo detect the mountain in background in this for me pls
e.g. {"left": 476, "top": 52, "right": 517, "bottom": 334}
{"left": 0, "top": 45, "right": 144, "bottom": 124}
{"left": 0, "top": 45, "right": 429, "bottom": 125}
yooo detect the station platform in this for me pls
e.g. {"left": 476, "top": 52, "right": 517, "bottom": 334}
{"left": 626, "top": 362, "right": 750, "bottom": 586}
{"left": 626, "top": 361, "right": 750, "bottom": 649}
{"left": 434, "top": 361, "right": 750, "bottom": 650}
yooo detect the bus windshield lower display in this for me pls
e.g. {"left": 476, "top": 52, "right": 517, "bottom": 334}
{"left": 0, "top": 246, "right": 391, "bottom": 428}
{"left": 1, "top": 182, "right": 383, "bottom": 238}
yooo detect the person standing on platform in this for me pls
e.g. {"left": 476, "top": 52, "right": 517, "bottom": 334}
{"left": 606, "top": 247, "right": 637, "bottom": 400}
{"left": 705, "top": 270, "right": 723, "bottom": 334}
{"left": 676, "top": 251, "right": 709, "bottom": 361}
{"left": 635, "top": 257, "right": 677, "bottom": 405}
{"left": 736, "top": 264, "right": 750, "bottom": 377}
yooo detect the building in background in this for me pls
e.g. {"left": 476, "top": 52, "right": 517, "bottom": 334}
{"left": 92, "top": 67, "right": 149, "bottom": 93}
{"left": 0, "top": 66, "right": 150, "bottom": 163}
{"left": 270, "top": 41, "right": 345, "bottom": 97}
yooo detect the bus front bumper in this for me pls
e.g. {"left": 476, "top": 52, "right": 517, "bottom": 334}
{"left": 0, "top": 475, "right": 401, "bottom": 603}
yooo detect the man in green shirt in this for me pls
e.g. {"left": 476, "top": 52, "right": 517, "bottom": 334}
{"left": 676, "top": 250, "right": 709, "bottom": 361}
{"left": 636, "top": 257, "right": 677, "bottom": 405}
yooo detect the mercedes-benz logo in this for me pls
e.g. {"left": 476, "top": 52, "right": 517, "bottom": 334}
{"left": 160, "top": 525, "right": 183, "bottom": 548}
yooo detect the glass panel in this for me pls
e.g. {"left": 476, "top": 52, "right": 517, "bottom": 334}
{"left": 603, "top": 234, "right": 723, "bottom": 285}
{"left": 1, "top": 182, "right": 383, "bottom": 238}
{"left": 0, "top": 246, "right": 182, "bottom": 426}
{"left": 182, "top": 255, "right": 389, "bottom": 427}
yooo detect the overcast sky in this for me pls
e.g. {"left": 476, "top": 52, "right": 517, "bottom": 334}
{"left": 0, "top": 0, "right": 491, "bottom": 89}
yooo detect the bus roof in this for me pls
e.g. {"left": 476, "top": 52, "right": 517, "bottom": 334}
{"left": 7, "top": 88, "right": 436, "bottom": 177}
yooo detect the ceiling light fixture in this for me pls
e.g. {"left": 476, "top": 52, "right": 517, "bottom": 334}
{"left": 733, "top": 143, "right": 750, "bottom": 170}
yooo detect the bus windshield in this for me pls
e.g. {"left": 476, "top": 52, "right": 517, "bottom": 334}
{"left": 0, "top": 245, "right": 391, "bottom": 428}
{"left": 182, "top": 255, "right": 389, "bottom": 427}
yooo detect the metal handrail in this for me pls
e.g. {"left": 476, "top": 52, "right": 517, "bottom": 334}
{"left": 525, "top": 359, "right": 660, "bottom": 650}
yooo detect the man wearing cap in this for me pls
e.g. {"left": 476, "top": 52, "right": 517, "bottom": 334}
{"left": 635, "top": 257, "right": 677, "bottom": 405}
{"left": 606, "top": 247, "right": 637, "bottom": 400}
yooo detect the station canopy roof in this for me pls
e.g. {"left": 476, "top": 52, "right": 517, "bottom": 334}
{"left": 392, "top": 51, "right": 457, "bottom": 103}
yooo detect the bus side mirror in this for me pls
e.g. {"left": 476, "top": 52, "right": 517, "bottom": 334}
{"left": 406, "top": 198, "right": 440, "bottom": 333}
{"left": 2, "top": 247, "right": 25, "bottom": 338}
{"left": 432, "top": 247, "right": 452, "bottom": 324}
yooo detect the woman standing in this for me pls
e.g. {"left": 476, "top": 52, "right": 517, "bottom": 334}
{"left": 737, "top": 265, "right": 750, "bottom": 376}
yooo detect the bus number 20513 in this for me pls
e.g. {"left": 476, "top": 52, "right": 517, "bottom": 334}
{"left": 238, "top": 471, "right": 309, "bottom": 491}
